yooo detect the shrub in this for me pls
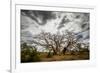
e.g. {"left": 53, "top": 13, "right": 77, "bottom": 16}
{"left": 21, "top": 49, "right": 41, "bottom": 62}
{"left": 21, "top": 43, "right": 41, "bottom": 62}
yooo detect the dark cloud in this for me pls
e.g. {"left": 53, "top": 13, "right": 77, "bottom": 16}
{"left": 77, "top": 34, "right": 83, "bottom": 39}
{"left": 75, "top": 15, "right": 81, "bottom": 19}
{"left": 84, "top": 34, "right": 89, "bottom": 39}
{"left": 21, "top": 24, "right": 29, "bottom": 30}
{"left": 57, "top": 24, "right": 65, "bottom": 29}
{"left": 81, "top": 13, "right": 90, "bottom": 31}
{"left": 57, "top": 16, "right": 71, "bottom": 29}
{"left": 21, "top": 31, "right": 33, "bottom": 37}
{"left": 21, "top": 31, "right": 34, "bottom": 44}
{"left": 81, "top": 23, "right": 87, "bottom": 28}
{"left": 76, "top": 30, "right": 89, "bottom": 43}
{"left": 83, "top": 13, "right": 90, "bottom": 22}
{"left": 21, "top": 15, "right": 30, "bottom": 29}
{"left": 21, "top": 10, "right": 55, "bottom": 25}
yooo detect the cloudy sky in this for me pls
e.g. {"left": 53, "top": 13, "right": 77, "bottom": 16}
{"left": 21, "top": 10, "right": 90, "bottom": 44}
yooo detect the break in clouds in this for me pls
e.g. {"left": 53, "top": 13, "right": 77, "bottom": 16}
{"left": 21, "top": 10, "right": 89, "bottom": 48}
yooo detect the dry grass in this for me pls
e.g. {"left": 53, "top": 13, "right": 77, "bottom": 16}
{"left": 39, "top": 51, "right": 89, "bottom": 62}
{"left": 21, "top": 50, "right": 89, "bottom": 63}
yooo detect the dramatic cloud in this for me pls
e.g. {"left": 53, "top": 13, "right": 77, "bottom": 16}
{"left": 21, "top": 10, "right": 90, "bottom": 44}
{"left": 21, "top": 10, "right": 56, "bottom": 25}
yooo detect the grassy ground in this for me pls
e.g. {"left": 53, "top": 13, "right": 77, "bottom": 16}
{"left": 39, "top": 51, "right": 89, "bottom": 62}
{"left": 21, "top": 50, "right": 89, "bottom": 63}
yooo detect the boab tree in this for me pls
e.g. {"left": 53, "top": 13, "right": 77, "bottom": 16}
{"left": 32, "top": 31, "right": 67, "bottom": 55}
{"left": 32, "top": 31, "right": 78, "bottom": 55}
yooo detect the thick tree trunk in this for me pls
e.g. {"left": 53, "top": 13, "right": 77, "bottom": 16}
{"left": 53, "top": 49, "right": 57, "bottom": 55}
{"left": 62, "top": 42, "right": 71, "bottom": 55}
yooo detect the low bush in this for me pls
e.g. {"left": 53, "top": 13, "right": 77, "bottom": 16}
{"left": 21, "top": 49, "right": 41, "bottom": 63}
